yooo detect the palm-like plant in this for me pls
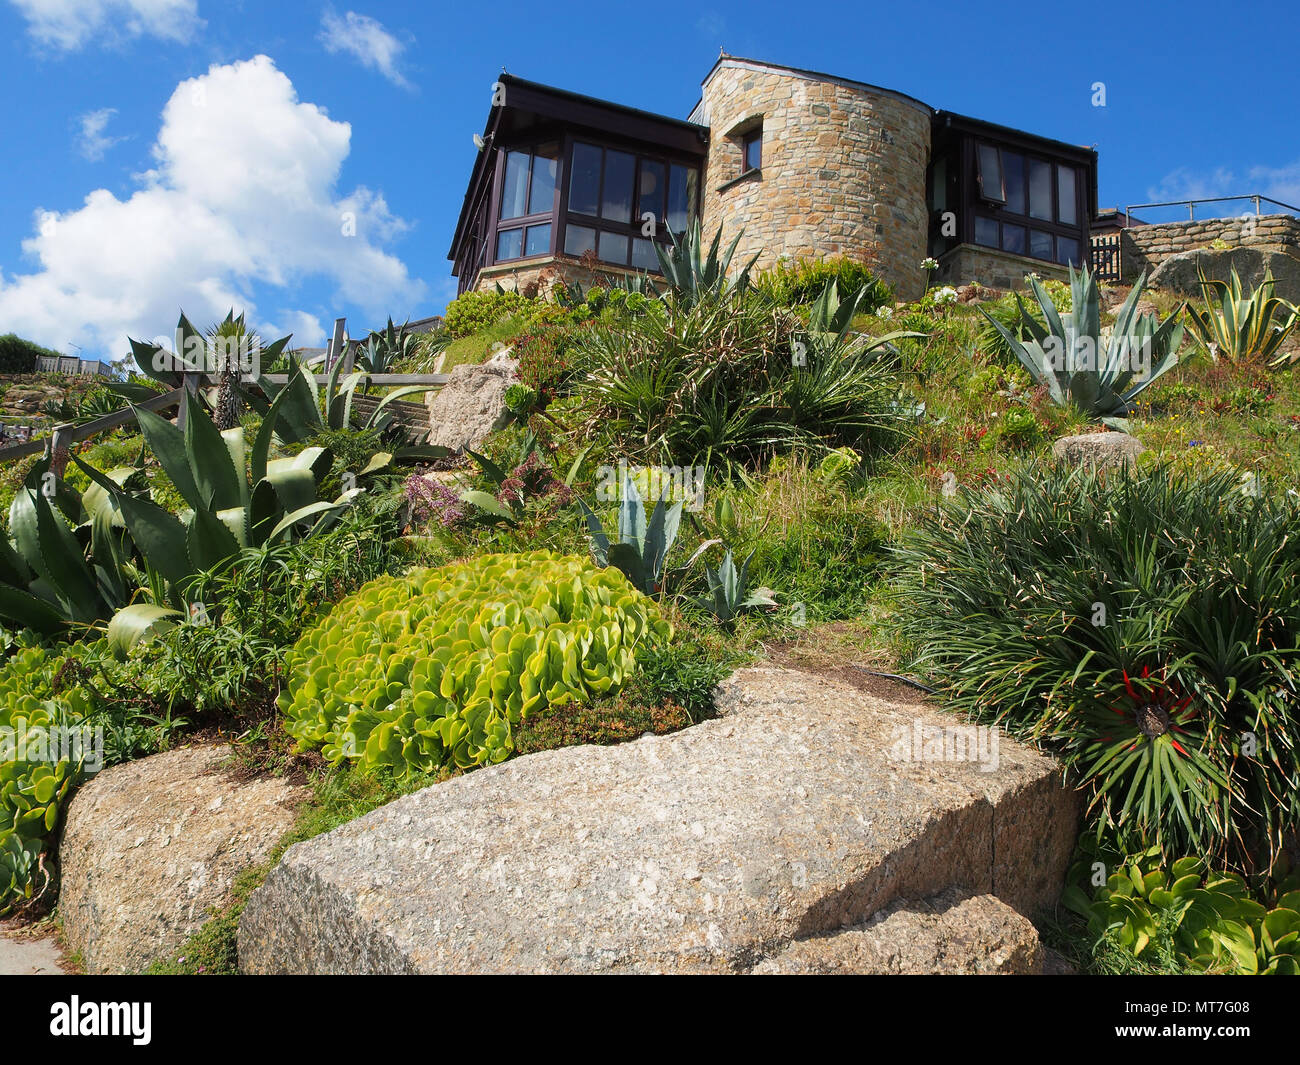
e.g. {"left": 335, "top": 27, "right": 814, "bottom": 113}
{"left": 1183, "top": 263, "right": 1299, "bottom": 367}
{"left": 891, "top": 462, "right": 1300, "bottom": 873}
{"left": 981, "top": 266, "right": 1184, "bottom": 429}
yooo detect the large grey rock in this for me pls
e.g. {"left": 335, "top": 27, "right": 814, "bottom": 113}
{"left": 751, "top": 889, "right": 1043, "bottom": 974}
{"left": 424, "top": 349, "right": 517, "bottom": 452}
{"left": 59, "top": 745, "right": 308, "bottom": 974}
{"left": 1052, "top": 431, "right": 1145, "bottom": 471}
{"left": 1148, "top": 246, "right": 1300, "bottom": 305}
{"left": 238, "top": 667, "right": 1079, "bottom": 974}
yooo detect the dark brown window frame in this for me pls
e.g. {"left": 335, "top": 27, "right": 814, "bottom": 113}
{"left": 556, "top": 133, "right": 701, "bottom": 271}
{"left": 490, "top": 140, "right": 560, "bottom": 266}
{"left": 970, "top": 142, "right": 1086, "bottom": 268}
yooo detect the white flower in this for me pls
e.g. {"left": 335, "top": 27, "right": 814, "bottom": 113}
{"left": 933, "top": 286, "right": 959, "bottom": 306}
{"left": 921, "top": 257, "right": 939, "bottom": 271}
{"left": 877, "top": 305, "right": 894, "bottom": 320}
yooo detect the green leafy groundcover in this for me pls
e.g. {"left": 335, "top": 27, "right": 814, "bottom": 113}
{"left": 280, "top": 551, "right": 672, "bottom": 773}
{"left": 0, "top": 646, "right": 95, "bottom": 914}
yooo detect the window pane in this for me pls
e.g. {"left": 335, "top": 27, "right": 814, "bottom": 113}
{"left": 500, "top": 151, "right": 530, "bottom": 220}
{"left": 631, "top": 237, "right": 660, "bottom": 270}
{"left": 568, "top": 142, "right": 602, "bottom": 217}
{"left": 668, "top": 165, "right": 695, "bottom": 233}
{"left": 977, "top": 144, "right": 1004, "bottom": 201}
{"left": 528, "top": 152, "right": 557, "bottom": 215}
{"left": 637, "top": 160, "right": 665, "bottom": 231}
{"left": 563, "top": 223, "right": 596, "bottom": 257}
{"left": 931, "top": 157, "right": 947, "bottom": 211}
{"left": 744, "top": 131, "right": 762, "bottom": 171}
{"left": 1001, "top": 224, "right": 1026, "bottom": 255}
{"left": 601, "top": 150, "right": 635, "bottom": 223}
{"left": 1056, "top": 236, "right": 1080, "bottom": 266}
{"left": 525, "top": 223, "right": 551, "bottom": 257}
{"left": 974, "top": 216, "right": 999, "bottom": 247}
{"left": 496, "top": 228, "right": 523, "bottom": 261}
{"left": 1057, "top": 165, "right": 1077, "bottom": 225}
{"left": 598, "top": 231, "right": 629, "bottom": 264}
{"left": 1029, "top": 229, "right": 1053, "bottom": 260}
{"left": 1028, "top": 159, "right": 1052, "bottom": 220}
{"left": 1003, "top": 153, "right": 1025, "bottom": 215}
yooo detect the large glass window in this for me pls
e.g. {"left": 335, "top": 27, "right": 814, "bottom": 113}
{"left": 568, "top": 142, "right": 603, "bottom": 217}
{"left": 1002, "top": 153, "right": 1025, "bottom": 215}
{"left": 1028, "top": 159, "right": 1053, "bottom": 221}
{"left": 966, "top": 141, "right": 1087, "bottom": 268}
{"left": 495, "top": 144, "right": 558, "bottom": 262}
{"left": 1057, "top": 165, "right": 1077, "bottom": 226}
{"left": 977, "top": 144, "right": 1005, "bottom": 203}
{"left": 563, "top": 140, "right": 699, "bottom": 269}
{"left": 601, "top": 150, "right": 635, "bottom": 223}
{"left": 667, "top": 164, "right": 695, "bottom": 233}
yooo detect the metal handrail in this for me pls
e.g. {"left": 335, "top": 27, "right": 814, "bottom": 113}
{"left": 1125, "top": 195, "right": 1300, "bottom": 226}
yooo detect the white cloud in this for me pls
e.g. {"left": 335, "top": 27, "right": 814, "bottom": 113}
{"left": 0, "top": 54, "right": 426, "bottom": 357}
{"left": 10, "top": 0, "right": 203, "bottom": 50}
{"left": 319, "top": 10, "right": 411, "bottom": 89}
{"left": 1147, "top": 161, "right": 1300, "bottom": 219}
{"left": 75, "top": 107, "right": 127, "bottom": 160}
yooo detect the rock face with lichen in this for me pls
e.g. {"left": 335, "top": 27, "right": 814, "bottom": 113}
{"left": 238, "top": 668, "right": 1078, "bottom": 974}
{"left": 58, "top": 745, "right": 308, "bottom": 975}
{"left": 424, "top": 350, "right": 517, "bottom": 452}
{"left": 1052, "top": 431, "right": 1146, "bottom": 471}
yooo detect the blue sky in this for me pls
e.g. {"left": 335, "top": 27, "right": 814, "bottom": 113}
{"left": 0, "top": 0, "right": 1294, "bottom": 358}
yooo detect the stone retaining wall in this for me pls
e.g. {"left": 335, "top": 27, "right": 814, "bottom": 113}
{"left": 1121, "top": 214, "right": 1300, "bottom": 279}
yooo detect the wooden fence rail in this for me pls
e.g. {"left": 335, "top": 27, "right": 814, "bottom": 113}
{"left": 0, "top": 370, "right": 450, "bottom": 465}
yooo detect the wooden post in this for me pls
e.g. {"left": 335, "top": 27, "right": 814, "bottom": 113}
{"left": 328, "top": 317, "right": 346, "bottom": 370}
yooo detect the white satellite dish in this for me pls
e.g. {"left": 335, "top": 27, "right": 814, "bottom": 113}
{"left": 473, "top": 133, "right": 486, "bottom": 151}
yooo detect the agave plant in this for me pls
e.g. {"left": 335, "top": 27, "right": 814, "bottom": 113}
{"left": 981, "top": 265, "right": 1184, "bottom": 429}
{"left": 578, "top": 473, "right": 682, "bottom": 596}
{"left": 0, "top": 453, "right": 139, "bottom": 635}
{"left": 653, "top": 219, "right": 758, "bottom": 306}
{"left": 698, "top": 548, "right": 776, "bottom": 623}
{"left": 257, "top": 354, "right": 434, "bottom": 444}
{"left": 1184, "top": 263, "right": 1299, "bottom": 367}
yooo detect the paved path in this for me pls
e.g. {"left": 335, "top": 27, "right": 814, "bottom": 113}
{"left": 0, "top": 927, "right": 66, "bottom": 974}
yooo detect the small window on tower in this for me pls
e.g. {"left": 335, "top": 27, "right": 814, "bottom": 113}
{"left": 743, "top": 128, "right": 762, "bottom": 173}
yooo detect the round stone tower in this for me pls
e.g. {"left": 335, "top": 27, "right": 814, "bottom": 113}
{"left": 692, "top": 57, "right": 933, "bottom": 300}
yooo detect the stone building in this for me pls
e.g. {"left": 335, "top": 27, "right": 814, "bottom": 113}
{"left": 449, "top": 55, "right": 1099, "bottom": 301}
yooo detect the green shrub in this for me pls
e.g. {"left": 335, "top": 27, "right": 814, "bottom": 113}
{"left": 280, "top": 551, "right": 671, "bottom": 773}
{"left": 753, "top": 255, "right": 891, "bottom": 311}
{"left": 443, "top": 291, "right": 537, "bottom": 338}
{"left": 515, "top": 327, "right": 580, "bottom": 397}
{"left": 891, "top": 463, "right": 1300, "bottom": 871}
{"left": 0, "top": 334, "right": 61, "bottom": 374}
{"left": 0, "top": 646, "right": 96, "bottom": 914}
{"left": 1063, "top": 844, "right": 1300, "bottom": 974}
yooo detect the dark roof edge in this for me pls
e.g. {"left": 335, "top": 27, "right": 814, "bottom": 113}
{"left": 934, "top": 110, "right": 1097, "bottom": 160}
{"left": 500, "top": 73, "right": 708, "bottom": 133}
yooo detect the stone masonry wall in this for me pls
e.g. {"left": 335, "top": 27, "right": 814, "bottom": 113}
{"left": 693, "top": 60, "right": 932, "bottom": 301}
{"left": 471, "top": 255, "right": 643, "bottom": 298}
{"left": 934, "top": 245, "right": 1068, "bottom": 291}
{"left": 1121, "top": 214, "right": 1300, "bottom": 279}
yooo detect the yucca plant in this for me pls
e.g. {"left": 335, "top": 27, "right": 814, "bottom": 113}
{"left": 981, "top": 265, "right": 1184, "bottom": 429}
{"left": 1184, "top": 263, "right": 1299, "bottom": 367}
{"left": 892, "top": 462, "right": 1300, "bottom": 873}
